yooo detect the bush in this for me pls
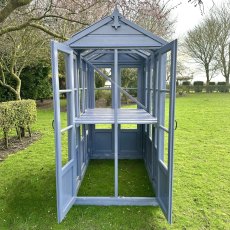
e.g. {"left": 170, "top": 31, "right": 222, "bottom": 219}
{"left": 0, "top": 100, "right": 37, "bottom": 148}
{"left": 193, "top": 81, "right": 204, "bottom": 93}
{"left": 217, "top": 82, "right": 228, "bottom": 93}
{"left": 206, "top": 82, "right": 216, "bottom": 93}
{"left": 181, "top": 81, "right": 191, "bottom": 93}
{"left": 21, "top": 63, "right": 52, "bottom": 101}
{"left": 95, "top": 90, "right": 112, "bottom": 107}
{"left": 0, "top": 103, "right": 15, "bottom": 147}
{"left": 0, "top": 73, "right": 17, "bottom": 102}
{"left": 182, "top": 81, "right": 191, "bottom": 86}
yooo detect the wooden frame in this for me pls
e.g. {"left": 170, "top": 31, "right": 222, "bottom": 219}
{"left": 51, "top": 8, "right": 177, "bottom": 224}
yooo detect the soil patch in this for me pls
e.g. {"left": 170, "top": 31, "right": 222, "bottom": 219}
{"left": 36, "top": 99, "right": 53, "bottom": 109}
{"left": 0, "top": 132, "right": 42, "bottom": 162}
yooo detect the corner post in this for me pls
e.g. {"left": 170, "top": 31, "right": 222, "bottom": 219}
{"left": 114, "top": 49, "right": 118, "bottom": 197}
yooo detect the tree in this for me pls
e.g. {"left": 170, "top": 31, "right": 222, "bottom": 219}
{"left": 20, "top": 63, "right": 52, "bottom": 102}
{"left": 212, "top": 3, "right": 230, "bottom": 85}
{"left": 0, "top": 0, "right": 177, "bottom": 100}
{"left": 184, "top": 16, "right": 221, "bottom": 89}
{"left": 0, "top": 0, "right": 32, "bottom": 23}
{"left": 0, "top": 28, "right": 48, "bottom": 100}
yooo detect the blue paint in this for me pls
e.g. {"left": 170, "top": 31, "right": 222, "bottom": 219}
{"left": 51, "top": 8, "right": 177, "bottom": 225}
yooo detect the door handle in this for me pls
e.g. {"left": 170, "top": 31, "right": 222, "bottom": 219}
{"left": 174, "top": 120, "right": 178, "bottom": 130}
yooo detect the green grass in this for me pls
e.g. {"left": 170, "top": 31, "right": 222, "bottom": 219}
{"left": 0, "top": 93, "right": 230, "bottom": 229}
{"left": 78, "top": 160, "right": 154, "bottom": 197}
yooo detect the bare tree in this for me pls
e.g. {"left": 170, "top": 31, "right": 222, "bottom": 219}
{"left": 184, "top": 16, "right": 221, "bottom": 88}
{"left": 212, "top": 2, "right": 230, "bottom": 85}
{"left": 0, "top": 0, "right": 177, "bottom": 40}
{"left": 0, "top": 0, "right": 177, "bottom": 99}
{"left": 0, "top": 28, "right": 48, "bottom": 100}
{"left": 0, "top": 0, "right": 32, "bottom": 23}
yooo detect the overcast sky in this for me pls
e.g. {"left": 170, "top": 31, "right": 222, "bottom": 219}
{"left": 172, "top": 0, "right": 227, "bottom": 82}
{"left": 173, "top": 0, "right": 227, "bottom": 38}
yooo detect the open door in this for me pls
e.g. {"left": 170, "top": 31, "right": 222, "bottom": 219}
{"left": 155, "top": 40, "right": 177, "bottom": 224}
{"left": 51, "top": 41, "right": 77, "bottom": 223}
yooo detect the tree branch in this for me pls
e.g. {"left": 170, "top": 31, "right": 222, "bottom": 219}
{"left": 0, "top": 78, "right": 18, "bottom": 95}
{"left": 0, "top": 0, "right": 33, "bottom": 23}
{"left": 29, "top": 23, "right": 68, "bottom": 40}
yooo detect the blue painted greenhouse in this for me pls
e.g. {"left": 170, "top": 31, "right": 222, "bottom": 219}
{"left": 51, "top": 8, "right": 177, "bottom": 224}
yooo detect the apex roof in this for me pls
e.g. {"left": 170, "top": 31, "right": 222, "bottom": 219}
{"left": 64, "top": 8, "right": 168, "bottom": 49}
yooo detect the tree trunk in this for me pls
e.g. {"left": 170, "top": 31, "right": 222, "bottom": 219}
{"left": 226, "top": 76, "right": 229, "bottom": 93}
{"left": 20, "top": 127, "right": 25, "bottom": 138}
{"left": 205, "top": 63, "right": 210, "bottom": 93}
{"left": 4, "top": 132, "right": 9, "bottom": 149}
{"left": 15, "top": 92, "right": 21, "bottom": 100}
{"left": 28, "top": 126, "right": 31, "bottom": 137}
{"left": 226, "top": 76, "right": 229, "bottom": 85}
{"left": 15, "top": 77, "right": 21, "bottom": 100}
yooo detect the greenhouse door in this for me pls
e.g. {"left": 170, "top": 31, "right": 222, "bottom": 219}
{"left": 51, "top": 41, "right": 77, "bottom": 223}
{"left": 155, "top": 40, "right": 177, "bottom": 224}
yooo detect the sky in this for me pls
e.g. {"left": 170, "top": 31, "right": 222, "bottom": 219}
{"left": 172, "top": 0, "right": 227, "bottom": 82}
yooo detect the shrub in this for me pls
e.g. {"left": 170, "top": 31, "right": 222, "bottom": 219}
{"left": 0, "top": 100, "right": 37, "bottom": 148}
{"left": 0, "top": 103, "right": 16, "bottom": 148}
{"left": 193, "top": 81, "right": 204, "bottom": 93}
{"left": 217, "top": 82, "right": 228, "bottom": 93}
{"left": 95, "top": 90, "right": 112, "bottom": 107}
{"left": 206, "top": 82, "right": 216, "bottom": 93}
{"left": 20, "top": 63, "right": 52, "bottom": 101}
{"left": 181, "top": 81, "right": 191, "bottom": 93}
{"left": 182, "top": 81, "right": 190, "bottom": 86}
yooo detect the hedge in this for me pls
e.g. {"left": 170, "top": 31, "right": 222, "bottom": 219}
{"left": 0, "top": 100, "right": 37, "bottom": 148}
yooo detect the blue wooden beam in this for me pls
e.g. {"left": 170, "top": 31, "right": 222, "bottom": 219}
{"left": 74, "top": 197, "right": 159, "bottom": 206}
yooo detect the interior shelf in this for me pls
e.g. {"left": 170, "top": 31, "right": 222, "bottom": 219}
{"left": 75, "top": 108, "right": 157, "bottom": 124}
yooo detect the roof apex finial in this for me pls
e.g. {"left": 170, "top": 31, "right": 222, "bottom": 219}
{"left": 115, "top": 0, "right": 118, "bottom": 10}
{"left": 111, "top": 2, "right": 122, "bottom": 30}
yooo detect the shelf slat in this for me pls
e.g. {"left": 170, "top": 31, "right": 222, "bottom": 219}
{"left": 75, "top": 108, "right": 157, "bottom": 124}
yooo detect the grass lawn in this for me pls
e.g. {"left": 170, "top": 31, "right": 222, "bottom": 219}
{"left": 0, "top": 93, "right": 230, "bottom": 229}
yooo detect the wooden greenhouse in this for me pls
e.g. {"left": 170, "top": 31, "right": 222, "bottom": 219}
{"left": 51, "top": 8, "right": 177, "bottom": 224}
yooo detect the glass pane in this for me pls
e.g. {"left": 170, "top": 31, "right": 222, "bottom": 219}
{"left": 95, "top": 89, "right": 112, "bottom": 108}
{"left": 120, "top": 124, "right": 137, "bottom": 129}
{"left": 58, "top": 52, "right": 67, "bottom": 90}
{"left": 95, "top": 124, "right": 112, "bottom": 129}
{"left": 163, "top": 131, "right": 169, "bottom": 168}
{"left": 164, "top": 50, "right": 172, "bottom": 130}
{"left": 94, "top": 68, "right": 112, "bottom": 108}
{"left": 61, "top": 129, "right": 72, "bottom": 167}
{"left": 120, "top": 68, "right": 138, "bottom": 108}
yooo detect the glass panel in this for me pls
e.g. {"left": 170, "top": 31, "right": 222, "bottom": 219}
{"left": 163, "top": 131, "right": 169, "bottom": 168}
{"left": 149, "top": 124, "right": 152, "bottom": 140}
{"left": 80, "top": 125, "right": 83, "bottom": 140}
{"left": 58, "top": 52, "right": 68, "bottom": 90}
{"left": 94, "top": 68, "right": 112, "bottom": 108}
{"left": 59, "top": 93, "right": 69, "bottom": 130}
{"left": 164, "top": 50, "right": 172, "bottom": 130}
{"left": 61, "top": 129, "right": 72, "bottom": 167}
{"left": 164, "top": 92, "right": 170, "bottom": 130}
{"left": 58, "top": 51, "right": 73, "bottom": 129}
{"left": 95, "top": 124, "right": 112, "bottom": 129}
{"left": 120, "top": 68, "right": 138, "bottom": 108}
{"left": 73, "top": 58, "right": 80, "bottom": 117}
{"left": 120, "top": 124, "right": 137, "bottom": 129}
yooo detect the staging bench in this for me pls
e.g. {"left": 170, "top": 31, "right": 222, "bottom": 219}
{"left": 75, "top": 109, "right": 157, "bottom": 124}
